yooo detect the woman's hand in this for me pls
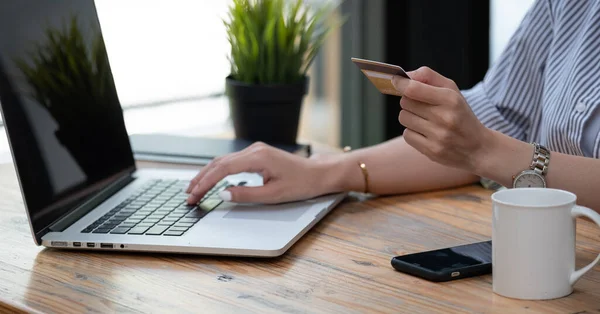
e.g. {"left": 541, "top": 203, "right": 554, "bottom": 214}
{"left": 185, "top": 142, "right": 343, "bottom": 205}
{"left": 392, "top": 66, "right": 494, "bottom": 173}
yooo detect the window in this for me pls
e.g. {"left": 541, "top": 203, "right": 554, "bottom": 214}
{"left": 96, "top": 0, "right": 234, "bottom": 137}
{"left": 95, "top": 0, "right": 232, "bottom": 107}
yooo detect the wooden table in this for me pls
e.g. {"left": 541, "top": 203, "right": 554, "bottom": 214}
{"left": 0, "top": 161, "right": 599, "bottom": 314}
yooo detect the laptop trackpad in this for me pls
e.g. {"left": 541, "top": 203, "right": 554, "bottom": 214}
{"left": 223, "top": 202, "right": 312, "bottom": 222}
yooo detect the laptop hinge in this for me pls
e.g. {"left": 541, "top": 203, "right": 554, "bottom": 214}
{"left": 49, "top": 173, "right": 135, "bottom": 232}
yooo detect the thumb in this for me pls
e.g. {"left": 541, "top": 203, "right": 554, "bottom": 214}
{"left": 218, "top": 184, "right": 283, "bottom": 204}
{"left": 406, "top": 66, "right": 458, "bottom": 91}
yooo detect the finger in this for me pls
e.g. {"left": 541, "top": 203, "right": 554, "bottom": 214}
{"left": 187, "top": 152, "right": 265, "bottom": 204}
{"left": 402, "top": 80, "right": 455, "bottom": 106}
{"left": 186, "top": 155, "right": 235, "bottom": 194}
{"left": 221, "top": 184, "right": 284, "bottom": 204}
{"left": 406, "top": 66, "right": 459, "bottom": 91}
{"left": 400, "top": 97, "right": 436, "bottom": 121}
{"left": 391, "top": 74, "right": 411, "bottom": 95}
{"left": 402, "top": 128, "right": 431, "bottom": 157}
{"left": 186, "top": 142, "right": 265, "bottom": 193}
{"left": 398, "top": 109, "right": 435, "bottom": 138}
{"left": 186, "top": 153, "right": 254, "bottom": 204}
{"left": 186, "top": 164, "right": 213, "bottom": 193}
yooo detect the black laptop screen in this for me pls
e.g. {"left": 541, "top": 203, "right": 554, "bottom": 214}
{"left": 0, "top": 1, "right": 135, "bottom": 241}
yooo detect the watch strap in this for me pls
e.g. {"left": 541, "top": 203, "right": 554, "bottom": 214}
{"left": 530, "top": 142, "right": 550, "bottom": 176}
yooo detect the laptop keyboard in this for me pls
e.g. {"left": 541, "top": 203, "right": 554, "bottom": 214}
{"left": 81, "top": 179, "right": 229, "bottom": 236}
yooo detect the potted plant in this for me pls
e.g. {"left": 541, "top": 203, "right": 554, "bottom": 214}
{"left": 224, "top": 0, "right": 343, "bottom": 145}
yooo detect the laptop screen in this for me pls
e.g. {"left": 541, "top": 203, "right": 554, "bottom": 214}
{"left": 0, "top": 1, "right": 135, "bottom": 241}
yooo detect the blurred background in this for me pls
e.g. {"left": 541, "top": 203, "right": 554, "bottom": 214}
{"left": 0, "top": 0, "right": 535, "bottom": 163}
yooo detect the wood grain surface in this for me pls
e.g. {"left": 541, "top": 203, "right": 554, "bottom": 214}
{"left": 0, "top": 161, "right": 599, "bottom": 314}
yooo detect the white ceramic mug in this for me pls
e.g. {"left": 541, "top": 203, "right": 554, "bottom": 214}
{"left": 491, "top": 188, "right": 600, "bottom": 300}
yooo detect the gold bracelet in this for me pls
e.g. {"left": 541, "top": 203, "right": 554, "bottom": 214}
{"left": 358, "top": 162, "right": 369, "bottom": 194}
{"left": 343, "top": 146, "right": 369, "bottom": 193}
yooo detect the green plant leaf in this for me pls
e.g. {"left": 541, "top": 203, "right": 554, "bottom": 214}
{"left": 224, "top": 0, "right": 345, "bottom": 85}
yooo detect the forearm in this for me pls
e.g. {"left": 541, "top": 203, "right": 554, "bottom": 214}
{"left": 323, "top": 136, "right": 480, "bottom": 195}
{"left": 476, "top": 130, "right": 600, "bottom": 211}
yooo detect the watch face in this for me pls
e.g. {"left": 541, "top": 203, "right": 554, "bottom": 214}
{"left": 513, "top": 172, "right": 546, "bottom": 188}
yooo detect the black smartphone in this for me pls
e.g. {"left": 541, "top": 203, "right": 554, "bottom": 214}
{"left": 391, "top": 240, "right": 492, "bottom": 282}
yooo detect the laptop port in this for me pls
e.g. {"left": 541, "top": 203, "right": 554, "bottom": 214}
{"left": 86, "top": 243, "right": 95, "bottom": 248}
{"left": 72, "top": 242, "right": 81, "bottom": 247}
{"left": 100, "top": 243, "right": 113, "bottom": 249}
{"left": 51, "top": 241, "right": 67, "bottom": 247}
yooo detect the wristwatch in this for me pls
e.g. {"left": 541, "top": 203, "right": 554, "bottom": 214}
{"left": 512, "top": 142, "right": 550, "bottom": 188}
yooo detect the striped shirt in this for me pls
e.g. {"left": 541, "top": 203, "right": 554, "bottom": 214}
{"left": 462, "top": 0, "right": 600, "bottom": 158}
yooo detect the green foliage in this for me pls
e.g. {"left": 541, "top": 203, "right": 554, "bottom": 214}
{"left": 224, "top": 0, "right": 344, "bottom": 85}
{"left": 14, "top": 16, "right": 113, "bottom": 124}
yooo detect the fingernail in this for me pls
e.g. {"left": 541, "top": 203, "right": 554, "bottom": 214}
{"left": 392, "top": 76, "right": 410, "bottom": 94}
{"left": 391, "top": 75, "right": 399, "bottom": 88}
{"left": 185, "top": 196, "right": 194, "bottom": 204}
{"left": 218, "top": 190, "right": 232, "bottom": 202}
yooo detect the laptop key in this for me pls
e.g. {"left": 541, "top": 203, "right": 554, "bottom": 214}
{"left": 101, "top": 222, "right": 120, "bottom": 228}
{"left": 170, "top": 209, "right": 190, "bottom": 214}
{"left": 111, "top": 227, "right": 131, "bottom": 234}
{"left": 173, "top": 222, "right": 194, "bottom": 228}
{"left": 128, "top": 226, "right": 150, "bottom": 235}
{"left": 185, "top": 210, "right": 207, "bottom": 219}
{"left": 93, "top": 228, "right": 112, "bottom": 234}
{"left": 199, "top": 199, "right": 222, "bottom": 211}
{"left": 81, "top": 227, "right": 95, "bottom": 233}
{"left": 137, "top": 222, "right": 155, "bottom": 228}
{"left": 177, "top": 204, "right": 196, "bottom": 210}
{"left": 178, "top": 218, "right": 200, "bottom": 224}
{"left": 146, "top": 226, "right": 169, "bottom": 235}
{"left": 125, "top": 218, "right": 143, "bottom": 223}
{"left": 163, "top": 230, "right": 185, "bottom": 236}
{"left": 118, "top": 209, "right": 136, "bottom": 214}
{"left": 166, "top": 214, "right": 186, "bottom": 219}
{"left": 168, "top": 226, "right": 189, "bottom": 232}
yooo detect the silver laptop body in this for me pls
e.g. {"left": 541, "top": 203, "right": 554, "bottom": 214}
{"left": 0, "top": 0, "right": 345, "bottom": 257}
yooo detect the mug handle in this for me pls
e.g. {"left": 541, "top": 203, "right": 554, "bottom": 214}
{"left": 570, "top": 205, "right": 600, "bottom": 285}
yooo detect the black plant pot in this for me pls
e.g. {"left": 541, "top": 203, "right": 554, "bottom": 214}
{"left": 225, "top": 75, "right": 308, "bottom": 145}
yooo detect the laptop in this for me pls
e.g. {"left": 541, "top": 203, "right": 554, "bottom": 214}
{"left": 0, "top": 0, "right": 345, "bottom": 257}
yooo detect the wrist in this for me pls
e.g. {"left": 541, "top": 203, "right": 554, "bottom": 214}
{"left": 473, "top": 129, "right": 534, "bottom": 187}
{"left": 314, "top": 153, "right": 365, "bottom": 194}
{"left": 470, "top": 128, "right": 499, "bottom": 176}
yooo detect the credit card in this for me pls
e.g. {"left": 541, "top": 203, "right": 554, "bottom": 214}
{"left": 351, "top": 57, "right": 411, "bottom": 96}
